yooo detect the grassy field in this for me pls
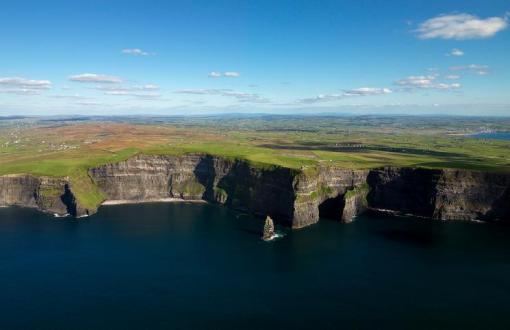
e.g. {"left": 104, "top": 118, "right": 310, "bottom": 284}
{"left": 1, "top": 116, "right": 510, "bottom": 208}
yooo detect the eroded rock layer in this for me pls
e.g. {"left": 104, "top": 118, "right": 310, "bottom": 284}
{"left": 0, "top": 174, "right": 84, "bottom": 216}
{"left": 89, "top": 154, "right": 298, "bottom": 225}
{"left": 368, "top": 167, "right": 510, "bottom": 221}
{"left": 1, "top": 155, "right": 509, "bottom": 226}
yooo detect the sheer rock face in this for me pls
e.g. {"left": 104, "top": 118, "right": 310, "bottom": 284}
{"left": 89, "top": 154, "right": 298, "bottom": 225}
{"left": 368, "top": 167, "right": 510, "bottom": 221}
{"left": 1, "top": 155, "right": 509, "bottom": 227}
{"left": 0, "top": 174, "right": 84, "bottom": 216}
{"left": 292, "top": 167, "right": 369, "bottom": 227}
{"left": 341, "top": 188, "right": 369, "bottom": 223}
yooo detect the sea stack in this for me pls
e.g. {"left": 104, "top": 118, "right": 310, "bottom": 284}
{"left": 262, "top": 215, "right": 275, "bottom": 241}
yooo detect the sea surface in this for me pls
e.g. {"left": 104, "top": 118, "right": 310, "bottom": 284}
{"left": 1, "top": 203, "right": 509, "bottom": 330}
{"left": 470, "top": 132, "right": 510, "bottom": 140}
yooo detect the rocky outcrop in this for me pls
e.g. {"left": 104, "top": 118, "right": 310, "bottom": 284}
{"left": 262, "top": 215, "right": 276, "bottom": 241}
{"left": 2, "top": 155, "right": 509, "bottom": 227}
{"left": 341, "top": 184, "right": 369, "bottom": 223}
{"left": 293, "top": 167, "right": 369, "bottom": 227}
{"left": 0, "top": 174, "right": 86, "bottom": 216}
{"left": 368, "top": 167, "right": 510, "bottom": 222}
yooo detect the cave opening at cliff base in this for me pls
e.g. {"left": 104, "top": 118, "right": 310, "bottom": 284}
{"left": 318, "top": 194, "right": 345, "bottom": 221}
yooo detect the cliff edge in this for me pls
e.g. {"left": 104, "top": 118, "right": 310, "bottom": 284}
{"left": 1, "top": 154, "right": 509, "bottom": 227}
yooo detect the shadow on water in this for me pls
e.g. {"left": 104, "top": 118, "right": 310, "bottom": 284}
{"left": 378, "top": 228, "right": 441, "bottom": 247}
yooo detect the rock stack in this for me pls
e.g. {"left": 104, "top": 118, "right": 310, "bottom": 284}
{"left": 262, "top": 215, "right": 275, "bottom": 241}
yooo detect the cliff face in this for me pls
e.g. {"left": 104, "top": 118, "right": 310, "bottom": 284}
{"left": 292, "top": 167, "right": 369, "bottom": 227}
{"left": 89, "top": 154, "right": 298, "bottom": 225}
{"left": 0, "top": 174, "right": 84, "bottom": 216}
{"left": 1, "top": 155, "right": 509, "bottom": 226}
{"left": 368, "top": 167, "right": 510, "bottom": 222}
{"left": 89, "top": 156, "right": 369, "bottom": 228}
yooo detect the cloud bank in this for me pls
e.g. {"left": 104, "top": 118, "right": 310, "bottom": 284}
{"left": 175, "top": 88, "right": 268, "bottom": 103}
{"left": 297, "top": 87, "right": 392, "bottom": 104}
{"left": 208, "top": 71, "right": 240, "bottom": 78}
{"left": 416, "top": 13, "right": 508, "bottom": 39}
{"left": 395, "top": 75, "right": 460, "bottom": 90}
{"left": 121, "top": 48, "right": 154, "bottom": 56}
{"left": 70, "top": 73, "right": 122, "bottom": 83}
{"left": 0, "top": 77, "right": 52, "bottom": 95}
{"left": 447, "top": 48, "right": 464, "bottom": 56}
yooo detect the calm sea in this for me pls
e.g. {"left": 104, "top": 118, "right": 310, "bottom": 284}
{"left": 1, "top": 203, "right": 509, "bottom": 330}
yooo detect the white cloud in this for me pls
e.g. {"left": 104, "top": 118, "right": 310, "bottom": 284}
{"left": 175, "top": 88, "right": 268, "bottom": 103}
{"left": 70, "top": 73, "right": 122, "bottom": 83}
{"left": 444, "top": 74, "right": 460, "bottom": 80}
{"left": 208, "top": 71, "right": 241, "bottom": 78}
{"left": 50, "top": 93, "right": 86, "bottom": 100}
{"left": 98, "top": 84, "right": 159, "bottom": 92}
{"left": 208, "top": 72, "right": 222, "bottom": 78}
{"left": 121, "top": 48, "right": 153, "bottom": 56}
{"left": 297, "top": 87, "right": 392, "bottom": 104}
{"left": 223, "top": 71, "right": 240, "bottom": 77}
{"left": 297, "top": 94, "right": 343, "bottom": 104}
{"left": 450, "top": 64, "right": 489, "bottom": 75}
{"left": 99, "top": 84, "right": 161, "bottom": 99}
{"left": 416, "top": 13, "right": 508, "bottom": 39}
{"left": 447, "top": 48, "right": 464, "bottom": 56}
{"left": 104, "top": 91, "right": 161, "bottom": 99}
{"left": 75, "top": 101, "right": 102, "bottom": 106}
{"left": 343, "top": 87, "right": 392, "bottom": 96}
{"left": 395, "top": 75, "right": 461, "bottom": 90}
{"left": 0, "top": 77, "right": 52, "bottom": 95}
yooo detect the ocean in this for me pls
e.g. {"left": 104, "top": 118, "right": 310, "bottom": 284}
{"left": 1, "top": 203, "right": 509, "bottom": 329}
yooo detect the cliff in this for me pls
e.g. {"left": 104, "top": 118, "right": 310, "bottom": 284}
{"left": 1, "top": 155, "right": 509, "bottom": 227}
{"left": 292, "top": 167, "right": 369, "bottom": 227}
{"left": 89, "top": 154, "right": 298, "bottom": 225}
{"left": 368, "top": 167, "right": 510, "bottom": 221}
{"left": 0, "top": 174, "right": 88, "bottom": 217}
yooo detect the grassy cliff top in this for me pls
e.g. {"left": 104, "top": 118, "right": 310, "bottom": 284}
{"left": 1, "top": 116, "right": 509, "bottom": 208}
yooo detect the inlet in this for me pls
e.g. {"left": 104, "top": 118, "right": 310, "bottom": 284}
{"left": 318, "top": 194, "right": 345, "bottom": 220}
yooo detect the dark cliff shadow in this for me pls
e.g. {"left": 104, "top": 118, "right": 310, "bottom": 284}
{"left": 318, "top": 194, "right": 345, "bottom": 221}
{"left": 378, "top": 228, "right": 441, "bottom": 247}
{"left": 366, "top": 169, "right": 440, "bottom": 217}
{"left": 60, "top": 184, "right": 77, "bottom": 216}
{"left": 215, "top": 161, "right": 296, "bottom": 227}
{"left": 485, "top": 184, "right": 510, "bottom": 221}
{"left": 216, "top": 160, "right": 251, "bottom": 210}
{"left": 193, "top": 155, "right": 216, "bottom": 201}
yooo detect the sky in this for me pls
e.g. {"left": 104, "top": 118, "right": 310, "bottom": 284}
{"left": 0, "top": 0, "right": 509, "bottom": 116}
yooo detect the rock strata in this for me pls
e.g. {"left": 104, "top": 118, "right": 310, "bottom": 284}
{"left": 0, "top": 174, "right": 87, "bottom": 216}
{"left": 368, "top": 167, "right": 510, "bottom": 222}
{"left": 1, "top": 155, "right": 509, "bottom": 227}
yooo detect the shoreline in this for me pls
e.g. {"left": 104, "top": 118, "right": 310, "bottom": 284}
{"left": 101, "top": 198, "right": 206, "bottom": 206}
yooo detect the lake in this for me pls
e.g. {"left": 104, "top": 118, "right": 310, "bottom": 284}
{"left": 1, "top": 203, "right": 509, "bottom": 329}
{"left": 470, "top": 132, "right": 510, "bottom": 140}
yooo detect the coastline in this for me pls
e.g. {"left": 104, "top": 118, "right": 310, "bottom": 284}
{"left": 101, "top": 198, "right": 206, "bottom": 206}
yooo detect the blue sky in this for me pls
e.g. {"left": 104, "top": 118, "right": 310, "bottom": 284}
{"left": 0, "top": 0, "right": 509, "bottom": 115}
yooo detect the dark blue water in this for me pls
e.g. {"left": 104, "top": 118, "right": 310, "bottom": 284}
{"left": 470, "top": 132, "right": 510, "bottom": 140}
{"left": 1, "top": 203, "right": 510, "bottom": 330}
